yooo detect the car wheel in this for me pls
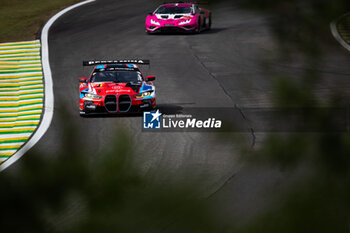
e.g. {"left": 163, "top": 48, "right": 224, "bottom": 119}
{"left": 207, "top": 14, "right": 212, "bottom": 30}
{"left": 195, "top": 20, "right": 201, "bottom": 34}
{"left": 79, "top": 111, "right": 87, "bottom": 117}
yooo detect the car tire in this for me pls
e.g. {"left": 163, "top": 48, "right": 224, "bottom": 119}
{"left": 207, "top": 14, "right": 212, "bottom": 30}
{"left": 195, "top": 20, "right": 201, "bottom": 34}
{"left": 79, "top": 111, "right": 87, "bottom": 117}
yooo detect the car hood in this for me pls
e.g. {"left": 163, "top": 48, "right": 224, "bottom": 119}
{"left": 87, "top": 82, "right": 141, "bottom": 96}
{"left": 81, "top": 81, "right": 154, "bottom": 97}
{"left": 154, "top": 13, "right": 193, "bottom": 20}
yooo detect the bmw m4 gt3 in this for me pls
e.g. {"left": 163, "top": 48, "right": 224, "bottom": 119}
{"left": 79, "top": 60, "right": 156, "bottom": 116}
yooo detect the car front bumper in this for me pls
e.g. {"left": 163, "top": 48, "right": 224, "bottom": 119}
{"left": 146, "top": 23, "right": 197, "bottom": 33}
{"left": 79, "top": 96, "right": 156, "bottom": 114}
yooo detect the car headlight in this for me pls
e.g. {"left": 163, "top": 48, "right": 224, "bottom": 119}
{"left": 179, "top": 19, "right": 192, "bottom": 25}
{"left": 84, "top": 92, "right": 102, "bottom": 99}
{"left": 150, "top": 19, "right": 160, "bottom": 26}
{"left": 134, "top": 91, "right": 153, "bottom": 98}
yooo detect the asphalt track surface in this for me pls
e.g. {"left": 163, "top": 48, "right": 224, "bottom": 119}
{"left": 9, "top": 0, "right": 350, "bottom": 226}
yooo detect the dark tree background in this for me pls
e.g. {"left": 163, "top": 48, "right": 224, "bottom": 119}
{"left": 1, "top": 0, "right": 350, "bottom": 232}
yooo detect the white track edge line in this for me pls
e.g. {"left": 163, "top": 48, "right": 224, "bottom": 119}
{"left": 330, "top": 13, "right": 350, "bottom": 52}
{"left": 0, "top": 0, "right": 96, "bottom": 171}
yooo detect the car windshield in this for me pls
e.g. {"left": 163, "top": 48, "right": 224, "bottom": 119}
{"left": 91, "top": 70, "right": 143, "bottom": 83}
{"left": 155, "top": 6, "right": 192, "bottom": 14}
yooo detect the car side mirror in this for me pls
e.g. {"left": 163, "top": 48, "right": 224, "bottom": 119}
{"left": 79, "top": 77, "right": 88, "bottom": 83}
{"left": 146, "top": 75, "right": 155, "bottom": 82}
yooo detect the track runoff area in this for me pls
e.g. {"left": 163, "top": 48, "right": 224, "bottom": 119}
{"left": 0, "top": 40, "right": 43, "bottom": 165}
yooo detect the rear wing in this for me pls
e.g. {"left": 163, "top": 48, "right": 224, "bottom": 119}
{"left": 83, "top": 60, "right": 150, "bottom": 66}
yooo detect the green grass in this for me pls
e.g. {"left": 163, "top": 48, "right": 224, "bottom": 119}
{"left": 0, "top": 0, "right": 81, "bottom": 43}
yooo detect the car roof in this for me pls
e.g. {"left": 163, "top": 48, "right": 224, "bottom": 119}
{"left": 161, "top": 3, "right": 194, "bottom": 7}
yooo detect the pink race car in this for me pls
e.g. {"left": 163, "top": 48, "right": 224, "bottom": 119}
{"left": 145, "top": 2, "right": 212, "bottom": 34}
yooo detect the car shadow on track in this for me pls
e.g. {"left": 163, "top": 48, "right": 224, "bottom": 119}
{"left": 80, "top": 103, "right": 192, "bottom": 118}
{"left": 201, "top": 27, "right": 228, "bottom": 34}
{"left": 146, "top": 27, "right": 227, "bottom": 36}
